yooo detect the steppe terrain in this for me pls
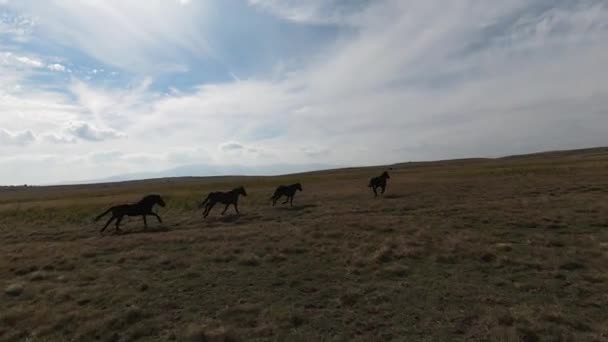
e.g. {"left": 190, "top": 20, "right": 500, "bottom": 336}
{"left": 1, "top": 148, "right": 608, "bottom": 341}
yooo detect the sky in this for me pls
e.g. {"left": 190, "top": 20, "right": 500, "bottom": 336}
{"left": 0, "top": 0, "right": 607, "bottom": 185}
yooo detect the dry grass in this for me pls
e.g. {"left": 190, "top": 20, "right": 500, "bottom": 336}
{"left": 1, "top": 147, "right": 608, "bottom": 341}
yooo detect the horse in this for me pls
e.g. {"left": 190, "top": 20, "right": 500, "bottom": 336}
{"left": 199, "top": 186, "right": 247, "bottom": 218}
{"left": 368, "top": 171, "right": 390, "bottom": 197}
{"left": 95, "top": 194, "right": 166, "bottom": 233}
{"left": 270, "top": 183, "right": 303, "bottom": 207}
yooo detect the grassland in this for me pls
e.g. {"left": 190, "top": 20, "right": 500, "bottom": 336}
{"left": 1, "top": 148, "right": 608, "bottom": 341}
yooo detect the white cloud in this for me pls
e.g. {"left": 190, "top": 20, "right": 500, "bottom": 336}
{"left": 47, "top": 63, "right": 66, "bottom": 72}
{"left": 0, "top": 0, "right": 607, "bottom": 184}
{"left": 247, "top": 0, "right": 367, "bottom": 25}
{"left": 14, "top": 55, "right": 44, "bottom": 68}
{"left": 42, "top": 133, "right": 76, "bottom": 144}
{"left": 0, "top": 128, "right": 36, "bottom": 146}
{"left": 220, "top": 142, "right": 245, "bottom": 151}
{"left": 0, "top": 12, "right": 36, "bottom": 42}
{"left": 1, "top": 52, "right": 41, "bottom": 69}
{"left": 0, "top": 52, "right": 67, "bottom": 73}
{"left": 2, "top": 0, "right": 212, "bottom": 73}
{"left": 66, "top": 122, "right": 126, "bottom": 142}
{"left": 89, "top": 151, "right": 124, "bottom": 163}
{"left": 301, "top": 146, "right": 330, "bottom": 158}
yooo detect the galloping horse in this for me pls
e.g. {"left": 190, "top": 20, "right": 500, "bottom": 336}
{"left": 270, "top": 183, "right": 303, "bottom": 207}
{"left": 95, "top": 194, "right": 166, "bottom": 233}
{"left": 368, "top": 171, "right": 390, "bottom": 197}
{"left": 199, "top": 186, "right": 247, "bottom": 218}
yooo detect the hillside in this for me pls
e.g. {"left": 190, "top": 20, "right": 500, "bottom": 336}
{"left": 1, "top": 147, "right": 607, "bottom": 341}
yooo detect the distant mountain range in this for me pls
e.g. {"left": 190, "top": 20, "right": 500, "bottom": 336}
{"left": 64, "top": 163, "right": 338, "bottom": 185}
{"left": 36, "top": 146, "right": 608, "bottom": 186}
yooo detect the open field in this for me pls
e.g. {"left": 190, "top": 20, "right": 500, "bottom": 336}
{"left": 1, "top": 148, "right": 608, "bottom": 341}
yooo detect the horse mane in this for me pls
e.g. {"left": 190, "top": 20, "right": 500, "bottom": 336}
{"left": 138, "top": 194, "right": 165, "bottom": 206}
{"left": 140, "top": 194, "right": 159, "bottom": 201}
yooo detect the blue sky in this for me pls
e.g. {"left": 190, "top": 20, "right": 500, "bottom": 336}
{"left": 0, "top": 0, "right": 607, "bottom": 184}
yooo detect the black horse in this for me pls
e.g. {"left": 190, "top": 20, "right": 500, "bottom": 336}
{"left": 368, "top": 171, "right": 390, "bottom": 197}
{"left": 271, "top": 183, "right": 303, "bottom": 207}
{"left": 95, "top": 194, "right": 166, "bottom": 233}
{"left": 199, "top": 186, "right": 247, "bottom": 218}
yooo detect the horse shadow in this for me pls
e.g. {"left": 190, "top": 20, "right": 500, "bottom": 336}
{"left": 382, "top": 194, "right": 405, "bottom": 200}
{"left": 205, "top": 212, "right": 266, "bottom": 226}
{"left": 109, "top": 226, "right": 170, "bottom": 236}
{"left": 275, "top": 204, "right": 318, "bottom": 211}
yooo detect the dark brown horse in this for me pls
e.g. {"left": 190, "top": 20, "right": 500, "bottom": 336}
{"left": 199, "top": 186, "right": 247, "bottom": 218}
{"left": 95, "top": 194, "right": 166, "bottom": 233}
{"left": 368, "top": 171, "right": 390, "bottom": 197}
{"left": 270, "top": 183, "right": 302, "bottom": 207}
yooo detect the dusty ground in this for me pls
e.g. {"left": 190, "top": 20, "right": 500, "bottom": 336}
{"left": 1, "top": 148, "right": 608, "bottom": 341}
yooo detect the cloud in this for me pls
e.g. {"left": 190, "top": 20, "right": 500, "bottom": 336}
{"left": 167, "top": 148, "right": 209, "bottom": 164}
{"left": 0, "top": 128, "right": 36, "bottom": 146}
{"left": 1, "top": 52, "right": 41, "bottom": 69}
{"left": 41, "top": 133, "right": 76, "bottom": 144}
{"left": 0, "top": 0, "right": 607, "bottom": 184}
{"left": 247, "top": 0, "right": 369, "bottom": 25}
{"left": 0, "top": 52, "right": 67, "bottom": 73}
{"left": 67, "top": 122, "right": 126, "bottom": 142}
{"left": 89, "top": 151, "right": 124, "bottom": 163}
{"left": 2, "top": 1, "right": 212, "bottom": 73}
{"left": 0, "top": 12, "right": 36, "bottom": 42}
{"left": 14, "top": 55, "right": 44, "bottom": 68}
{"left": 220, "top": 142, "right": 245, "bottom": 151}
{"left": 217, "top": 141, "right": 274, "bottom": 161}
{"left": 301, "top": 146, "right": 330, "bottom": 158}
{"left": 47, "top": 63, "right": 66, "bottom": 72}
{"left": 68, "top": 78, "right": 153, "bottom": 127}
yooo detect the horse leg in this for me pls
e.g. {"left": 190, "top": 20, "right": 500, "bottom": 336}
{"left": 151, "top": 213, "right": 162, "bottom": 223}
{"left": 204, "top": 202, "right": 215, "bottom": 218}
{"left": 381, "top": 185, "right": 386, "bottom": 194}
{"left": 290, "top": 196, "right": 294, "bottom": 207}
{"left": 372, "top": 186, "right": 378, "bottom": 197}
{"left": 221, "top": 203, "right": 230, "bottom": 215}
{"left": 234, "top": 202, "right": 240, "bottom": 214}
{"left": 272, "top": 196, "right": 277, "bottom": 206}
{"left": 142, "top": 215, "right": 148, "bottom": 229}
{"left": 115, "top": 215, "right": 124, "bottom": 233}
{"left": 101, "top": 216, "right": 115, "bottom": 233}
{"left": 282, "top": 195, "right": 289, "bottom": 204}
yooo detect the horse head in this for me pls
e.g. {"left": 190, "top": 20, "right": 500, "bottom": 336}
{"left": 152, "top": 194, "right": 166, "bottom": 207}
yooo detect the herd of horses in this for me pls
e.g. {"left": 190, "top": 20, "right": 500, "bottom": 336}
{"left": 94, "top": 171, "right": 391, "bottom": 234}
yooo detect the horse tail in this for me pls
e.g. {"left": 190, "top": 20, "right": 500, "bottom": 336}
{"left": 270, "top": 187, "right": 282, "bottom": 200}
{"left": 270, "top": 189, "right": 279, "bottom": 200}
{"left": 94, "top": 208, "right": 112, "bottom": 222}
{"left": 368, "top": 179, "right": 373, "bottom": 187}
